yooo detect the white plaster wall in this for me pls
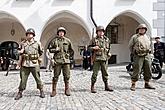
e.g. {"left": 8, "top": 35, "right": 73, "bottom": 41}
{"left": 0, "top": 0, "right": 158, "bottom": 64}
{"left": 0, "top": 0, "right": 157, "bottom": 38}
{"left": 0, "top": 0, "right": 92, "bottom": 41}
{"left": 93, "top": 0, "right": 157, "bottom": 37}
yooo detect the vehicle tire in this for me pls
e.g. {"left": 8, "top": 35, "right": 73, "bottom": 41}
{"left": 152, "top": 64, "right": 162, "bottom": 79}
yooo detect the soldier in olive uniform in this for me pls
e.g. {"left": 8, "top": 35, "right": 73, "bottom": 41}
{"left": 128, "top": 24, "right": 155, "bottom": 91}
{"left": 48, "top": 27, "right": 74, "bottom": 97}
{"left": 15, "top": 28, "right": 45, "bottom": 100}
{"left": 89, "top": 26, "right": 113, "bottom": 93}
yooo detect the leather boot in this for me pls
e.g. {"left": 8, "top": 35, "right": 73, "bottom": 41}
{"left": 91, "top": 82, "right": 96, "bottom": 93}
{"left": 65, "top": 82, "right": 71, "bottom": 96}
{"left": 50, "top": 78, "right": 57, "bottom": 97}
{"left": 39, "top": 89, "right": 45, "bottom": 98}
{"left": 130, "top": 81, "right": 136, "bottom": 91}
{"left": 104, "top": 81, "right": 113, "bottom": 92}
{"left": 144, "top": 81, "right": 155, "bottom": 89}
{"left": 14, "top": 90, "right": 23, "bottom": 100}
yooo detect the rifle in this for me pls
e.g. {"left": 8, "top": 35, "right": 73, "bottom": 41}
{"left": 90, "top": 40, "right": 99, "bottom": 65}
{"left": 91, "top": 51, "right": 96, "bottom": 65}
{"left": 90, "top": 28, "right": 94, "bottom": 65}
{"left": 90, "top": 28, "right": 100, "bottom": 65}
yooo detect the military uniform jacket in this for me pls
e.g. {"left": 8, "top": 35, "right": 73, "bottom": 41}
{"left": 128, "top": 34, "right": 151, "bottom": 56}
{"left": 48, "top": 36, "right": 74, "bottom": 64}
{"left": 89, "top": 35, "right": 111, "bottom": 61}
{"left": 22, "top": 39, "right": 43, "bottom": 67}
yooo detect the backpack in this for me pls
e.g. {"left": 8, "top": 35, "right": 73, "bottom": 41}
{"left": 133, "top": 34, "right": 151, "bottom": 56}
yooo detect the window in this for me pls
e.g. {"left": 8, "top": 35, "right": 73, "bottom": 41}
{"left": 105, "top": 24, "right": 119, "bottom": 44}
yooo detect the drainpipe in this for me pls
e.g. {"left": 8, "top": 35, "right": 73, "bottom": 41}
{"left": 90, "top": 0, "right": 97, "bottom": 38}
{"left": 90, "top": 0, "right": 97, "bottom": 27}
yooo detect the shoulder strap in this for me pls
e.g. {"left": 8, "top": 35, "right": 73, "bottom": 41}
{"left": 132, "top": 34, "right": 139, "bottom": 48}
{"left": 133, "top": 34, "right": 139, "bottom": 44}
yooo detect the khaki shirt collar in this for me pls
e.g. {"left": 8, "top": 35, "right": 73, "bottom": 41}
{"left": 27, "top": 38, "right": 35, "bottom": 45}
{"left": 57, "top": 36, "right": 65, "bottom": 41}
{"left": 96, "top": 35, "right": 105, "bottom": 39}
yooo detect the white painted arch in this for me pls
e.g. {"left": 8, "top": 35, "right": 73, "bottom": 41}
{"left": 0, "top": 10, "right": 26, "bottom": 43}
{"left": 104, "top": 10, "right": 153, "bottom": 63}
{"left": 41, "top": 10, "right": 91, "bottom": 39}
{"left": 40, "top": 10, "right": 91, "bottom": 66}
{"left": 105, "top": 10, "right": 152, "bottom": 36}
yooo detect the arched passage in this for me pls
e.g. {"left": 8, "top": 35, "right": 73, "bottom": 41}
{"left": 105, "top": 11, "right": 151, "bottom": 63}
{"left": 0, "top": 11, "right": 26, "bottom": 64}
{"left": 40, "top": 11, "right": 90, "bottom": 66}
{"left": 0, "top": 11, "right": 26, "bottom": 43}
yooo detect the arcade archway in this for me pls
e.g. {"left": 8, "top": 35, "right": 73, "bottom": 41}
{"left": 40, "top": 11, "right": 90, "bottom": 66}
{"left": 105, "top": 11, "right": 151, "bottom": 63}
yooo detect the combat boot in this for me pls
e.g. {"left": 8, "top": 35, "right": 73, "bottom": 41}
{"left": 14, "top": 90, "right": 23, "bottom": 100}
{"left": 130, "top": 81, "right": 136, "bottom": 91}
{"left": 91, "top": 82, "right": 96, "bottom": 93}
{"left": 65, "top": 82, "right": 71, "bottom": 96}
{"left": 104, "top": 81, "right": 113, "bottom": 92}
{"left": 144, "top": 81, "right": 155, "bottom": 89}
{"left": 39, "top": 89, "right": 45, "bottom": 98}
{"left": 50, "top": 78, "right": 57, "bottom": 97}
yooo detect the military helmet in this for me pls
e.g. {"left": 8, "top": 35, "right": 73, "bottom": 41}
{"left": 57, "top": 27, "right": 66, "bottom": 35}
{"left": 26, "top": 28, "right": 35, "bottom": 36}
{"left": 96, "top": 26, "right": 105, "bottom": 32}
{"left": 136, "top": 24, "right": 147, "bottom": 32}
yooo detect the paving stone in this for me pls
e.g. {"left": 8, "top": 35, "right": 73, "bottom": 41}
{"left": 0, "top": 64, "right": 165, "bottom": 109}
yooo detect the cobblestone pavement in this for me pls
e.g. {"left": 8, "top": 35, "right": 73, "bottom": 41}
{"left": 0, "top": 64, "right": 165, "bottom": 110}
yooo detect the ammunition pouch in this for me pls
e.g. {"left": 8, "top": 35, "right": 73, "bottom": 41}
{"left": 55, "top": 54, "right": 63, "bottom": 59}
{"left": 30, "top": 54, "right": 38, "bottom": 60}
{"left": 135, "top": 49, "right": 149, "bottom": 56}
{"left": 65, "top": 53, "right": 69, "bottom": 59}
{"left": 24, "top": 54, "right": 39, "bottom": 64}
{"left": 53, "top": 52, "right": 70, "bottom": 64}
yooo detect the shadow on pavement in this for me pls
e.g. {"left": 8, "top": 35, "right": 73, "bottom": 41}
{"left": 118, "top": 75, "right": 130, "bottom": 80}
{"left": 0, "top": 91, "right": 15, "bottom": 98}
{"left": 119, "top": 75, "right": 144, "bottom": 81}
{"left": 69, "top": 88, "right": 89, "bottom": 92}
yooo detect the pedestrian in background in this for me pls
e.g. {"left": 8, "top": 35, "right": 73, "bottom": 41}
{"left": 154, "top": 36, "right": 165, "bottom": 68}
{"left": 46, "top": 49, "right": 53, "bottom": 72}
{"left": 82, "top": 45, "right": 91, "bottom": 70}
